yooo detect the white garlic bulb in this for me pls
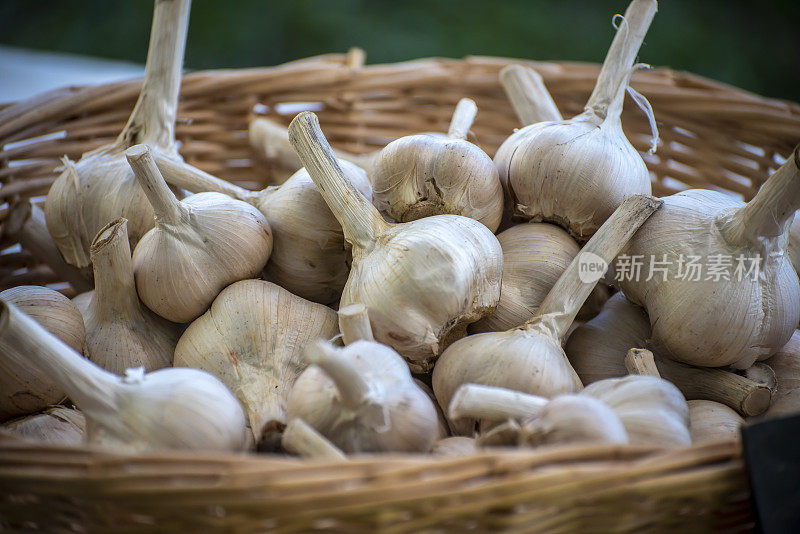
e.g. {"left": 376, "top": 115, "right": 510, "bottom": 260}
{"left": 431, "top": 436, "right": 477, "bottom": 456}
{"left": 582, "top": 349, "right": 690, "bottom": 447}
{"left": 493, "top": 0, "right": 656, "bottom": 239}
{"left": 0, "top": 286, "right": 84, "bottom": 420}
{"left": 433, "top": 195, "right": 661, "bottom": 433}
{"left": 619, "top": 147, "right": 800, "bottom": 369}
{"left": 471, "top": 222, "right": 579, "bottom": 332}
{"left": 286, "top": 307, "right": 439, "bottom": 453}
{"left": 0, "top": 299, "right": 248, "bottom": 452}
{"left": 174, "top": 279, "right": 339, "bottom": 447}
{"left": 127, "top": 145, "right": 273, "bottom": 323}
{"left": 155, "top": 154, "right": 372, "bottom": 305}
{"left": 76, "top": 218, "right": 181, "bottom": 374}
{"left": 45, "top": 0, "right": 191, "bottom": 268}
{"left": 288, "top": 111, "right": 503, "bottom": 373}
{"left": 2, "top": 406, "right": 86, "bottom": 445}
{"left": 371, "top": 98, "right": 504, "bottom": 231}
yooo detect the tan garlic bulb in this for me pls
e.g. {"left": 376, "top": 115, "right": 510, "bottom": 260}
{"left": 582, "top": 349, "right": 690, "bottom": 447}
{"left": 45, "top": 0, "right": 191, "bottom": 268}
{"left": 688, "top": 400, "right": 743, "bottom": 445}
{"left": 286, "top": 310, "right": 439, "bottom": 453}
{"left": 5, "top": 201, "right": 92, "bottom": 292}
{"left": 155, "top": 154, "right": 371, "bottom": 305}
{"left": 289, "top": 111, "right": 503, "bottom": 373}
{"left": 3, "top": 406, "right": 86, "bottom": 445}
{"left": 371, "top": 98, "right": 503, "bottom": 231}
{"left": 0, "top": 300, "right": 248, "bottom": 452}
{"left": 433, "top": 195, "right": 661, "bottom": 433}
{"left": 0, "top": 286, "right": 84, "bottom": 420}
{"left": 471, "top": 222, "right": 579, "bottom": 333}
{"left": 493, "top": 0, "right": 656, "bottom": 239}
{"left": 76, "top": 218, "right": 180, "bottom": 374}
{"left": 449, "top": 384, "right": 627, "bottom": 448}
{"left": 174, "top": 279, "right": 339, "bottom": 446}
{"left": 565, "top": 293, "right": 772, "bottom": 416}
{"left": 620, "top": 147, "right": 800, "bottom": 369}
{"left": 127, "top": 145, "right": 272, "bottom": 323}
{"left": 249, "top": 117, "right": 378, "bottom": 174}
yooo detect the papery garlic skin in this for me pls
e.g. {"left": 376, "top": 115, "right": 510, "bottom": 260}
{"left": 372, "top": 99, "right": 503, "bottom": 231}
{"left": 0, "top": 300, "right": 248, "bottom": 453}
{"left": 688, "top": 400, "right": 742, "bottom": 445}
{"left": 582, "top": 375, "right": 690, "bottom": 447}
{"left": 472, "top": 223, "right": 579, "bottom": 333}
{"left": 286, "top": 339, "right": 439, "bottom": 453}
{"left": 515, "top": 395, "right": 628, "bottom": 447}
{"left": 3, "top": 406, "right": 86, "bottom": 445}
{"left": 45, "top": 0, "right": 190, "bottom": 267}
{"left": 75, "top": 219, "right": 180, "bottom": 375}
{"left": 174, "top": 279, "right": 339, "bottom": 445}
{"left": 620, "top": 188, "right": 800, "bottom": 369}
{"left": 431, "top": 436, "right": 477, "bottom": 456}
{"left": 0, "top": 286, "right": 84, "bottom": 421}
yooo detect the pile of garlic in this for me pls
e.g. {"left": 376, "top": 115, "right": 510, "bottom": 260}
{"left": 3, "top": 0, "right": 800, "bottom": 458}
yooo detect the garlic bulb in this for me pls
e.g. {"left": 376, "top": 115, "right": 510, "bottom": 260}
{"left": 431, "top": 436, "right": 477, "bottom": 456}
{"left": 687, "top": 400, "right": 742, "bottom": 445}
{"left": 471, "top": 222, "right": 579, "bottom": 333}
{"left": 3, "top": 406, "right": 86, "bottom": 445}
{"left": 286, "top": 312, "right": 439, "bottom": 453}
{"left": 499, "top": 64, "right": 562, "bottom": 126}
{"left": 250, "top": 117, "right": 378, "bottom": 174}
{"left": 174, "top": 279, "right": 339, "bottom": 446}
{"left": 433, "top": 194, "right": 661, "bottom": 433}
{"left": 787, "top": 213, "right": 800, "bottom": 276}
{"left": 281, "top": 418, "right": 346, "bottom": 460}
{"left": 566, "top": 293, "right": 773, "bottom": 416}
{"left": 76, "top": 218, "right": 180, "bottom": 374}
{"left": 5, "top": 201, "right": 92, "bottom": 292}
{"left": 0, "top": 286, "right": 84, "bottom": 420}
{"left": 582, "top": 349, "right": 690, "bottom": 447}
{"left": 126, "top": 145, "right": 272, "bottom": 322}
{"left": 371, "top": 98, "right": 504, "bottom": 231}
{"left": 448, "top": 383, "right": 627, "bottom": 448}
{"left": 493, "top": 0, "right": 656, "bottom": 239}
{"left": 45, "top": 0, "right": 191, "bottom": 268}
{"left": 0, "top": 300, "right": 248, "bottom": 452}
{"left": 620, "top": 146, "right": 800, "bottom": 369}
{"left": 155, "top": 155, "right": 371, "bottom": 305}
{"left": 289, "top": 111, "right": 503, "bottom": 373}
{"left": 764, "top": 329, "right": 800, "bottom": 391}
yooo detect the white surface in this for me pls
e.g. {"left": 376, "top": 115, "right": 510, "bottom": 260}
{"left": 0, "top": 45, "right": 144, "bottom": 104}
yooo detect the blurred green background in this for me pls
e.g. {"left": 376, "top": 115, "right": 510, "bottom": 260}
{"left": 1, "top": 0, "right": 798, "bottom": 102}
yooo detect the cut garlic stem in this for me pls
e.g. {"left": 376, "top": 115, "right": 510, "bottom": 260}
{"left": 446, "top": 98, "right": 478, "bottom": 140}
{"left": 154, "top": 155, "right": 257, "bottom": 202}
{"left": 524, "top": 194, "right": 662, "bottom": 340}
{"left": 586, "top": 0, "right": 657, "bottom": 120}
{"left": 304, "top": 340, "right": 373, "bottom": 411}
{"left": 338, "top": 303, "right": 374, "bottom": 344}
{"left": 448, "top": 383, "right": 547, "bottom": 422}
{"left": 624, "top": 348, "right": 660, "bottom": 377}
{"left": 499, "top": 65, "right": 562, "bottom": 125}
{"left": 126, "top": 145, "right": 187, "bottom": 225}
{"left": 282, "top": 418, "right": 347, "bottom": 460}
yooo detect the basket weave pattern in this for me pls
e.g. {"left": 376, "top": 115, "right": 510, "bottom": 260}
{"left": 1, "top": 53, "right": 799, "bottom": 531}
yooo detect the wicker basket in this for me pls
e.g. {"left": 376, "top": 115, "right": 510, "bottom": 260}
{"left": 1, "top": 52, "right": 799, "bottom": 532}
